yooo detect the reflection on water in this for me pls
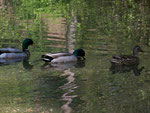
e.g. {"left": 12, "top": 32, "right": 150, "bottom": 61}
{"left": 0, "top": 57, "right": 25, "bottom": 65}
{"left": 23, "top": 58, "right": 33, "bottom": 70}
{"left": 110, "top": 64, "right": 145, "bottom": 76}
{"left": 0, "top": 57, "right": 33, "bottom": 70}
{"left": 59, "top": 69, "right": 77, "bottom": 113}
{"left": 42, "top": 61, "right": 85, "bottom": 113}
{"left": 1, "top": 0, "right": 150, "bottom": 113}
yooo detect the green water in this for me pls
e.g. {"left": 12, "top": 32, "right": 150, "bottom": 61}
{"left": 0, "top": 0, "right": 150, "bottom": 113}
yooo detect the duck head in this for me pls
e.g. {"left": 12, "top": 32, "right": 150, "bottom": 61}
{"left": 22, "top": 38, "right": 33, "bottom": 51}
{"left": 133, "top": 45, "right": 143, "bottom": 56}
{"left": 73, "top": 49, "right": 85, "bottom": 59}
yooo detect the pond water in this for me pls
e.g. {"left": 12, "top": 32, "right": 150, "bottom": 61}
{"left": 0, "top": 0, "right": 150, "bottom": 113}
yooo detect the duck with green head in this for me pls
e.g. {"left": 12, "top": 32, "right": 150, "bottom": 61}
{"left": 110, "top": 45, "right": 143, "bottom": 66}
{"left": 0, "top": 38, "right": 33, "bottom": 59}
{"left": 42, "top": 49, "right": 85, "bottom": 63}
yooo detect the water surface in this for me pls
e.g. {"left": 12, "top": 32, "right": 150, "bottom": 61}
{"left": 0, "top": 0, "right": 150, "bottom": 113}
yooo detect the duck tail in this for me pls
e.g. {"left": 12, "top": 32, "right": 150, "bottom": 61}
{"left": 42, "top": 55, "right": 54, "bottom": 62}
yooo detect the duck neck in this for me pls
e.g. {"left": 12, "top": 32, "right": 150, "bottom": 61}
{"left": 22, "top": 44, "right": 29, "bottom": 52}
{"left": 133, "top": 49, "right": 138, "bottom": 57}
{"left": 24, "top": 49, "right": 30, "bottom": 57}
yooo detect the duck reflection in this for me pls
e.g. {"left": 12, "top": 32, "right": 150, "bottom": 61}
{"left": 0, "top": 57, "right": 33, "bottom": 70}
{"left": 41, "top": 60, "right": 85, "bottom": 113}
{"left": 110, "top": 64, "right": 144, "bottom": 76}
{"left": 0, "top": 57, "right": 25, "bottom": 65}
{"left": 23, "top": 58, "right": 33, "bottom": 70}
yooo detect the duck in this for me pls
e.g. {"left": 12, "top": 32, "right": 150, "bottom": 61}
{"left": 42, "top": 60, "right": 85, "bottom": 70}
{"left": 0, "top": 38, "right": 33, "bottom": 59}
{"left": 42, "top": 49, "right": 85, "bottom": 63}
{"left": 110, "top": 45, "right": 143, "bottom": 66}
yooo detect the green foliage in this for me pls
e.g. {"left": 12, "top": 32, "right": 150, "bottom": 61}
{"left": 8, "top": 0, "right": 68, "bottom": 19}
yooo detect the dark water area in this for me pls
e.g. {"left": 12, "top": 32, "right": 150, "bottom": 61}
{"left": 0, "top": 0, "right": 150, "bottom": 113}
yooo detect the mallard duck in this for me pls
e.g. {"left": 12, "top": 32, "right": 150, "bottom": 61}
{"left": 0, "top": 38, "right": 33, "bottom": 59}
{"left": 42, "top": 60, "right": 85, "bottom": 70}
{"left": 42, "top": 49, "right": 85, "bottom": 63}
{"left": 110, "top": 45, "right": 143, "bottom": 66}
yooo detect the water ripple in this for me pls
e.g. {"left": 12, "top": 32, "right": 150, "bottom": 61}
{"left": 59, "top": 69, "right": 78, "bottom": 113}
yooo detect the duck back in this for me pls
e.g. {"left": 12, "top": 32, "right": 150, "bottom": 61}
{"left": 0, "top": 48, "right": 22, "bottom": 53}
{"left": 0, "top": 52, "right": 27, "bottom": 59}
{"left": 111, "top": 55, "right": 139, "bottom": 66}
{"left": 45, "top": 52, "right": 72, "bottom": 58}
{"left": 51, "top": 55, "right": 77, "bottom": 63}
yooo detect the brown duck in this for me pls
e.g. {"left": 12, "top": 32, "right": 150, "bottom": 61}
{"left": 110, "top": 45, "right": 143, "bottom": 66}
